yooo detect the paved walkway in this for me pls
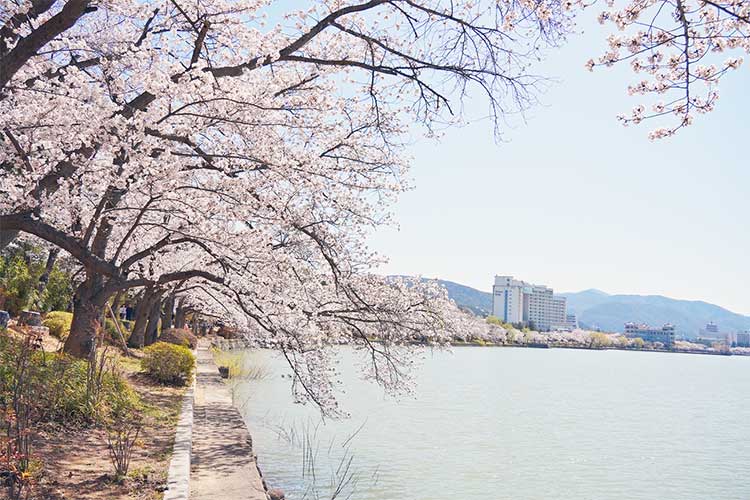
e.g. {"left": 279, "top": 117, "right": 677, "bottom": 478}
{"left": 190, "top": 343, "right": 268, "bottom": 500}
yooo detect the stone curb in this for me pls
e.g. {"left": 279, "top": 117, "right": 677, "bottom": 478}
{"left": 163, "top": 358, "right": 197, "bottom": 500}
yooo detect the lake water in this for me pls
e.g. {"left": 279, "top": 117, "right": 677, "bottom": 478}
{"left": 234, "top": 347, "right": 750, "bottom": 500}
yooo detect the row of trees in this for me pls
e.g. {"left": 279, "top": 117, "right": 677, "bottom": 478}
{"left": 1, "top": 0, "right": 747, "bottom": 412}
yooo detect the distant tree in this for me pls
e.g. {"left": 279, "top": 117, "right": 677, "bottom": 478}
{"left": 630, "top": 337, "right": 645, "bottom": 349}
{"left": 486, "top": 316, "right": 503, "bottom": 326}
{"left": 506, "top": 330, "right": 517, "bottom": 344}
{"left": 712, "top": 342, "right": 731, "bottom": 354}
{"left": 589, "top": 332, "right": 612, "bottom": 349}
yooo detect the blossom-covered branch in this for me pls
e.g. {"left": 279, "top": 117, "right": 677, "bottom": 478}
{"left": 588, "top": 0, "right": 749, "bottom": 138}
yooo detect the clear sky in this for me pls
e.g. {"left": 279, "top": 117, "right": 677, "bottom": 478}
{"left": 369, "top": 10, "right": 750, "bottom": 315}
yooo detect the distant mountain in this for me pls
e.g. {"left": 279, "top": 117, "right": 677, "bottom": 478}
{"left": 561, "top": 290, "right": 750, "bottom": 337}
{"left": 561, "top": 289, "right": 610, "bottom": 312}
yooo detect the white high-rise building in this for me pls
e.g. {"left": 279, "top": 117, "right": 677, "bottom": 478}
{"left": 491, "top": 276, "right": 529, "bottom": 324}
{"left": 491, "top": 275, "right": 567, "bottom": 331}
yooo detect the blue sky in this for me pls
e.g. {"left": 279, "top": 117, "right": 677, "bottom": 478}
{"left": 369, "top": 10, "right": 750, "bottom": 314}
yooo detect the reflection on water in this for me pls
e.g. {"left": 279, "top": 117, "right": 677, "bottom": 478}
{"left": 233, "top": 347, "right": 750, "bottom": 500}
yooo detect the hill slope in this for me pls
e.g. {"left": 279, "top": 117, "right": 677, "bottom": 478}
{"left": 434, "top": 279, "right": 493, "bottom": 316}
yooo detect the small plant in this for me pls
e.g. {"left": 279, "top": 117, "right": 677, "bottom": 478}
{"left": 106, "top": 417, "right": 142, "bottom": 480}
{"left": 159, "top": 328, "right": 197, "bottom": 349}
{"left": 0, "top": 334, "right": 37, "bottom": 500}
{"left": 42, "top": 311, "right": 73, "bottom": 340}
{"left": 141, "top": 342, "right": 195, "bottom": 385}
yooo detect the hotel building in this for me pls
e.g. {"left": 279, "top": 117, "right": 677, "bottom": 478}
{"left": 491, "top": 276, "right": 567, "bottom": 331}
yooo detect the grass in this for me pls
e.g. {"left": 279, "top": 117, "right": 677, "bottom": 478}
{"left": 116, "top": 354, "right": 143, "bottom": 373}
{"left": 210, "top": 347, "right": 271, "bottom": 380}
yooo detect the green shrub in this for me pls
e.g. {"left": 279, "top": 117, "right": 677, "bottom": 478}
{"left": 39, "top": 267, "right": 73, "bottom": 312}
{"left": 0, "top": 247, "right": 75, "bottom": 315}
{"left": 43, "top": 311, "right": 73, "bottom": 340}
{"left": 35, "top": 354, "right": 139, "bottom": 423}
{"left": 0, "top": 255, "right": 36, "bottom": 316}
{"left": 0, "top": 333, "right": 140, "bottom": 425}
{"left": 159, "top": 328, "right": 197, "bottom": 349}
{"left": 141, "top": 342, "right": 195, "bottom": 385}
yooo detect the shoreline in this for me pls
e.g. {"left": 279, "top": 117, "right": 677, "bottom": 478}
{"left": 447, "top": 341, "right": 748, "bottom": 356}
{"left": 211, "top": 336, "right": 749, "bottom": 357}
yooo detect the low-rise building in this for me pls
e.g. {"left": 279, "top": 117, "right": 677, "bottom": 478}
{"left": 624, "top": 322, "right": 675, "bottom": 347}
{"left": 565, "top": 313, "right": 578, "bottom": 330}
{"left": 736, "top": 332, "right": 750, "bottom": 347}
{"left": 697, "top": 322, "right": 730, "bottom": 345}
{"left": 699, "top": 322, "right": 721, "bottom": 338}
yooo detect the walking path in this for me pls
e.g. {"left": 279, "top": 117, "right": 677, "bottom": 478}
{"left": 189, "top": 342, "right": 268, "bottom": 500}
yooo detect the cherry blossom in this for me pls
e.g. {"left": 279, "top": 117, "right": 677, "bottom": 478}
{"left": 588, "top": 0, "right": 750, "bottom": 137}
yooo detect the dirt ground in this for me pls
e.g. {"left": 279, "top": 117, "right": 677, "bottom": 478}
{"left": 30, "top": 351, "right": 186, "bottom": 500}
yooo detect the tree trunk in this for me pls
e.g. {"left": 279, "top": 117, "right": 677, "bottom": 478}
{"left": 128, "top": 290, "right": 153, "bottom": 348}
{"left": 36, "top": 247, "right": 60, "bottom": 296}
{"left": 0, "top": 230, "right": 20, "bottom": 251}
{"left": 174, "top": 297, "right": 187, "bottom": 329}
{"left": 161, "top": 293, "right": 175, "bottom": 331}
{"left": 64, "top": 279, "right": 108, "bottom": 358}
{"left": 144, "top": 294, "right": 163, "bottom": 346}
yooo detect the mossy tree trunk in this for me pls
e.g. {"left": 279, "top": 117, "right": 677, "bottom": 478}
{"left": 161, "top": 293, "right": 175, "bottom": 331}
{"left": 64, "top": 277, "right": 109, "bottom": 358}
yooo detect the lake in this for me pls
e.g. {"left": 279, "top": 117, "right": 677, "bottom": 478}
{"left": 233, "top": 347, "right": 750, "bottom": 500}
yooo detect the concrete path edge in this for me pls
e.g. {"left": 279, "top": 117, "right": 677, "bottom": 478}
{"left": 163, "top": 361, "right": 196, "bottom": 500}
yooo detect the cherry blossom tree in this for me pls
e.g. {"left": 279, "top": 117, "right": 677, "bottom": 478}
{"left": 1, "top": 0, "right": 577, "bottom": 411}
{"left": 588, "top": 0, "right": 750, "bottom": 138}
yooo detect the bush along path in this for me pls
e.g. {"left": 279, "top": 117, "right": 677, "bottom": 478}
{"left": 189, "top": 341, "right": 269, "bottom": 500}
